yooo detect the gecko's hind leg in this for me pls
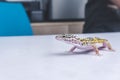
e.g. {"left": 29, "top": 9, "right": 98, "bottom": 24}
{"left": 103, "top": 41, "right": 115, "bottom": 51}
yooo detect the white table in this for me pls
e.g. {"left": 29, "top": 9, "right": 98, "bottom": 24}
{"left": 0, "top": 32, "right": 120, "bottom": 80}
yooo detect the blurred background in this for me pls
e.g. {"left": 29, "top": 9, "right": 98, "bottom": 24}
{"left": 1, "top": 0, "right": 88, "bottom": 35}
{"left": 5, "top": 0, "right": 87, "bottom": 22}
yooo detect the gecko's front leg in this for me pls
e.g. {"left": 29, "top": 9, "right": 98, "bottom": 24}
{"left": 69, "top": 46, "right": 77, "bottom": 52}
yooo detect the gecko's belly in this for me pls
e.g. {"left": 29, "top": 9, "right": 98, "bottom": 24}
{"left": 69, "top": 42, "right": 103, "bottom": 49}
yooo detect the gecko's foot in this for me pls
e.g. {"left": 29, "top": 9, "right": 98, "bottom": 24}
{"left": 109, "top": 49, "right": 115, "bottom": 52}
{"left": 108, "top": 47, "right": 115, "bottom": 52}
{"left": 95, "top": 53, "right": 102, "bottom": 56}
{"left": 95, "top": 50, "right": 101, "bottom": 56}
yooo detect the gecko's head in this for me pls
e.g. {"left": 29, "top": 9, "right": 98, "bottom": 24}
{"left": 55, "top": 34, "right": 76, "bottom": 41}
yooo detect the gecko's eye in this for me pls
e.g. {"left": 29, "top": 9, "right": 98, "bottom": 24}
{"left": 62, "top": 35, "right": 67, "bottom": 37}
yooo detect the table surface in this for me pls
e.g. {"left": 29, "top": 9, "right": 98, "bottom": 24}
{"left": 0, "top": 32, "right": 120, "bottom": 80}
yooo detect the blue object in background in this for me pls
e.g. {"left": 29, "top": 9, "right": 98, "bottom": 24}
{"left": 0, "top": 2, "right": 33, "bottom": 36}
